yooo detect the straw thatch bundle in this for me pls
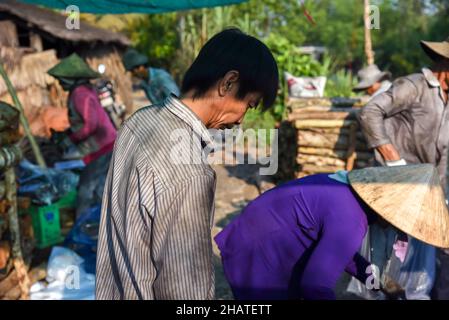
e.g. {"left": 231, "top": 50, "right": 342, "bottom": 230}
{"left": 82, "top": 45, "right": 133, "bottom": 112}
{"left": 0, "top": 50, "right": 58, "bottom": 97}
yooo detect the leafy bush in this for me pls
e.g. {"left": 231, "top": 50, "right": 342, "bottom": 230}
{"left": 325, "top": 69, "right": 359, "bottom": 98}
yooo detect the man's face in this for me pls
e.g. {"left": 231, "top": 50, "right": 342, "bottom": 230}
{"left": 442, "top": 63, "right": 449, "bottom": 91}
{"left": 211, "top": 88, "right": 262, "bottom": 130}
{"left": 57, "top": 77, "right": 74, "bottom": 91}
{"left": 366, "top": 81, "right": 382, "bottom": 96}
{"left": 131, "top": 65, "right": 148, "bottom": 80}
{"left": 435, "top": 59, "right": 449, "bottom": 91}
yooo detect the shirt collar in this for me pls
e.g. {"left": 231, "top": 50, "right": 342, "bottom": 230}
{"left": 164, "top": 94, "right": 214, "bottom": 147}
{"left": 328, "top": 170, "right": 349, "bottom": 184}
{"left": 422, "top": 67, "right": 441, "bottom": 88}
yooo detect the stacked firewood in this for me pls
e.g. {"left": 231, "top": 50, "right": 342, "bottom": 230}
{"left": 277, "top": 97, "right": 375, "bottom": 180}
{"left": 0, "top": 101, "right": 31, "bottom": 300}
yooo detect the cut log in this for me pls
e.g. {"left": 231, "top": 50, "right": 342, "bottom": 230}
{"left": 299, "top": 164, "right": 346, "bottom": 173}
{"left": 297, "top": 130, "right": 369, "bottom": 150}
{"left": 17, "top": 197, "right": 31, "bottom": 210}
{"left": 0, "top": 269, "right": 18, "bottom": 297}
{"left": 0, "top": 241, "right": 10, "bottom": 270}
{"left": 301, "top": 127, "right": 351, "bottom": 135}
{"left": 299, "top": 127, "right": 368, "bottom": 142}
{"left": 287, "top": 97, "right": 364, "bottom": 109}
{"left": 295, "top": 119, "right": 355, "bottom": 129}
{"left": 289, "top": 106, "right": 358, "bottom": 114}
{"left": 289, "top": 111, "right": 357, "bottom": 121}
{"left": 297, "top": 155, "right": 347, "bottom": 167}
{"left": 2, "top": 285, "right": 21, "bottom": 300}
{"left": 298, "top": 146, "right": 373, "bottom": 160}
{"left": 28, "top": 263, "right": 47, "bottom": 285}
{"left": 345, "top": 123, "right": 358, "bottom": 170}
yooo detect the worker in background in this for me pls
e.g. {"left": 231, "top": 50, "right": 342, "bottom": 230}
{"left": 353, "top": 64, "right": 392, "bottom": 97}
{"left": 47, "top": 53, "right": 117, "bottom": 218}
{"left": 122, "top": 48, "right": 180, "bottom": 104}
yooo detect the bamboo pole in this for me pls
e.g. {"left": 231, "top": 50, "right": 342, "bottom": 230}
{"left": 0, "top": 59, "right": 46, "bottom": 168}
{"left": 364, "top": 0, "right": 375, "bottom": 65}
{"left": 5, "top": 167, "right": 30, "bottom": 299}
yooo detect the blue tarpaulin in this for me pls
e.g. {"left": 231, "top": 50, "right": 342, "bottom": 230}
{"left": 19, "top": 0, "right": 247, "bottom": 14}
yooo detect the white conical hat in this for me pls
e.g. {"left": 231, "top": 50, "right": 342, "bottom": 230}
{"left": 348, "top": 164, "right": 449, "bottom": 248}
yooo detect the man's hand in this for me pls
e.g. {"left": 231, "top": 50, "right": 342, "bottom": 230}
{"left": 380, "top": 275, "right": 406, "bottom": 300}
{"left": 376, "top": 144, "right": 401, "bottom": 162}
{"left": 50, "top": 129, "right": 73, "bottom": 151}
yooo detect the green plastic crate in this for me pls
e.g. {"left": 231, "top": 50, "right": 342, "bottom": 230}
{"left": 30, "top": 204, "right": 63, "bottom": 249}
{"left": 55, "top": 190, "right": 77, "bottom": 209}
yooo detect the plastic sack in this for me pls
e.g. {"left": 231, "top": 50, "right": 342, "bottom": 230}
{"left": 64, "top": 205, "right": 101, "bottom": 274}
{"left": 382, "top": 236, "right": 435, "bottom": 300}
{"left": 347, "top": 225, "right": 435, "bottom": 300}
{"left": 285, "top": 72, "right": 327, "bottom": 98}
{"left": 30, "top": 246, "right": 95, "bottom": 300}
{"left": 346, "top": 224, "right": 396, "bottom": 299}
{"left": 53, "top": 159, "right": 85, "bottom": 171}
{"left": 17, "top": 159, "right": 79, "bottom": 205}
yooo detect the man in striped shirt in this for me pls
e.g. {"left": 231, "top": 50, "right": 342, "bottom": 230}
{"left": 95, "top": 28, "right": 279, "bottom": 300}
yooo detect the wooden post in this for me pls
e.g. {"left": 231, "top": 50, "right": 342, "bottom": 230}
{"left": 0, "top": 59, "right": 47, "bottom": 168}
{"left": 364, "top": 0, "right": 375, "bottom": 65}
{"left": 29, "top": 32, "right": 43, "bottom": 52}
{"left": 345, "top": 123, "right": 358, "bottom": 171}
{"left": 5, "top": 168, "right": 30, "bottom": 299}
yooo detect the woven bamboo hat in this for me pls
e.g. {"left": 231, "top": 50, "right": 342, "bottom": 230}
{"left": 348, "top": 164, "right": 449, "bottom": 248}
{"left": 47, "top": 53, "right": 100, "bottom": 79}
{"left": 421, "top": 37, "right": 449, "bottom": 62}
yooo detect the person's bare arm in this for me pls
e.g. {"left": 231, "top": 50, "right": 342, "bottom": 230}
{"left": 376, "top": 144, "right": 401, "bottom": 162}
{"left": 358, "top": 78, "right": 418, "bottom": 163}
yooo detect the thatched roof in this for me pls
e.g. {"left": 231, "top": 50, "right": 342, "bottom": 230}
{"left": 0, "top": 49, "right": 58, "bottom": 96}
{"left": 0, "top": 0, "right": 130, "bottom": 46}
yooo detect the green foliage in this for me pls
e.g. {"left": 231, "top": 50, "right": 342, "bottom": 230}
{"left": 243, "top": 108, "right": 277, "bottom": 131}
{"left": 119, "top": 0, "right": 449, "bottom": 124}
{"left": 127, "top": 14, "right": 179, "bottom": 71}
{"left": 263, "top": 33, "right": 332, "bottom": 121}
{"left": 325, "top": 69, "right": 358, "bottom": 98}
{"left": 264, "top": 34, "right": 325, "bottom": 78}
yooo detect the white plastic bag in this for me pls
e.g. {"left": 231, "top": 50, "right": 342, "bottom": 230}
{"left": 30, "top": 247, "right": 95, "bottom": 300}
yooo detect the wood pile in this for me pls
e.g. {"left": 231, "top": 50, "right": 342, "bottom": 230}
{"left": 0, "top": 49, "right": 69, "bottom": 138}
{"left": 0, "top": 102, "right": 43, "bottom": 300}
{"left": 277, "top": 97, "right": 375, "bottom": 180}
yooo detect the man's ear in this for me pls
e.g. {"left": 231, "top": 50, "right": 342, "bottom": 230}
{"left": 218, "top": 70, "right": 240, "bottom": 97}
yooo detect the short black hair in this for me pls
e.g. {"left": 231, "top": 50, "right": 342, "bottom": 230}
{"left": 181, "top": 28, "right": 279, "bottom": 110}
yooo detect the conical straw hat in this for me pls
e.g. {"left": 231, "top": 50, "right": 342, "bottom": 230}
{"left": 47, "top": 53, "right": 100, "bottom": 79}
{"left": 348, "top": 164, "right": 449, "bottom": 248}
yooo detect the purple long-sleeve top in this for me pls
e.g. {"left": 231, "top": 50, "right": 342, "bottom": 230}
{"left": 214, "top": 173, "right": 375, "bottom": 300}
{"left": 68, "top": 85, "right": 117, "bottom": 163}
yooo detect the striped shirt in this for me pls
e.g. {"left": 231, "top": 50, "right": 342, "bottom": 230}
{"left": 95, "top": 95, "right": 216, "bottom": 300}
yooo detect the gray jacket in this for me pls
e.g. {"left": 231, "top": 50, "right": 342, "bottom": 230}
{"left": 358, "top": 68, "right": 449, "bottom": 189}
